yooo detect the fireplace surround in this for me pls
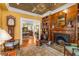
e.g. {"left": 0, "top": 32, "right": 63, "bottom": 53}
{"left": 54, "top": 33, "right": 70, "bottom": 44}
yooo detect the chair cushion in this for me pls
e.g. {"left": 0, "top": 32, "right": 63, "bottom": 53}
{"left": 14, "top": 40, "right": 19, "bottom": 45}
{"left": 65, "top": 43, "right": 77, "bottom": 46}
{"left": 5, "top": 42, "right": 14, "bottom": 47}
{"left": 71, "top": 44, "right": 77, "bottom": 47}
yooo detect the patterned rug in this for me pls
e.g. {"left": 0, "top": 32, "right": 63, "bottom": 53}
{"left": 18, "top": 45, "right": 64, "bottom": 56}
{"left": 50, "top": 43, "right": 64, "bottom": 53}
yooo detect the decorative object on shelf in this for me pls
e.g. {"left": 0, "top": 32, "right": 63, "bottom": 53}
{"left": 67, "top": 18, "right": 74, "bottom": 28}
{"left": 67, "top": 21, "right": 72, "bottom": 28}
{"left": 7, "top": 15, "right": 16, "bottom": 40}
{"left": 41, "top": 16, "right": 49, "bottom": 41}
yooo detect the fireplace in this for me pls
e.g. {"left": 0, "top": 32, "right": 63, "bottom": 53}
{"left": 54, "top": 33, "right": 70, "bottom": 44}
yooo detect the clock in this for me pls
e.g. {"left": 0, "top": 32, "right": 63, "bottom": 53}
{"left": 7, "top": 15, "right": 16, "bottom": 40}
{"left": 7, "top": 15, "right": 15, "bottom": 26}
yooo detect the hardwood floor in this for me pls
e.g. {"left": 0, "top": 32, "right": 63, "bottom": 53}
{"left": 2, "top": 37, "right": 64, "bottom": 56}
{"left": 21, "top": 36, "right": 37, "bottom": 48}
{"left": 19, "top": 44, "right": 64, "bottom": 56}
{"left": 2, "top": 36, "right": 37, "bottom": 56}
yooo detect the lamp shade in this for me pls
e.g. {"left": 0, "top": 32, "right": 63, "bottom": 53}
{"left": 0, "top": 28, "right": 12, "bottom": 40}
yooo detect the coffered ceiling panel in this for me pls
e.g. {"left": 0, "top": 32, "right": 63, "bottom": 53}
{"left": 9, "top": 3, "right": 65, "bottom": 15}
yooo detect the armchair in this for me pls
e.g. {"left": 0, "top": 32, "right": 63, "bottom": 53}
{"left": 64, "top": 40, "right": 79, "bottom": 56}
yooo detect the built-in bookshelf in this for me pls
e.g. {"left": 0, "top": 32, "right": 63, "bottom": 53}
{"left": 51, "top": 5, "right": 77, "bottom": 43}
{"left": 41, "top": 16, "right": 50, "bottom": 41}
{"left": 77, "top": 4, "right": 79, "bottom": 44}
{"left": 41, "top": 4, "right": 77, "bottom": 44}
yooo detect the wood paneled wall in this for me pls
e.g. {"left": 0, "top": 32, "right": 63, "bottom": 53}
{"left": 46, "top": 4, "right": 77, "bottom": 43}
{"left": 42, "top": 4, "right": 77, "bottom": 43}
{"left": 50, "top": 5, "right": 77, "bottom": 26}
{"left": 50, "top": 4, "right": 77, "bottom": 43}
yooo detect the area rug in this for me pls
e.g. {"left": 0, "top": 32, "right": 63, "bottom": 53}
{"left": 19, "top": 45, "right": 64, "bottom": 56}
{"left": 50, "top": 43, "right": 64, "bottom": 53}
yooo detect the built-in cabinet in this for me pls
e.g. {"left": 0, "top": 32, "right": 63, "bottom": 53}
{"left": 42, "top": 16, "right": 50, "bottom": 41}
{"left": 51, "top": 5, "right": 77, "bottom": 43}
{"left": 41, "top": 4, "right": 77, "bottom": 44}
{"left": 77, "top": 4, "right": 79, "bottom": 45}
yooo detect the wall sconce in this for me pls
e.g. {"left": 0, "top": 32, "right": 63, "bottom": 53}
{"left": 67, "top": 21, "right": 72, "bottom": 28}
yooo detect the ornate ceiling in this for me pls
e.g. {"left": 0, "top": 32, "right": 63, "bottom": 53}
{"left": 9, "top": 3, "right": 65, "bottom": 15}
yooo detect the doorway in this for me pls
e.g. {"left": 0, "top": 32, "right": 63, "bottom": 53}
{"left": 20, "top": 17, "right": 41, "bottom": 46}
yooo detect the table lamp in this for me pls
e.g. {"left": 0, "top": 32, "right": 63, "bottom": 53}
{"left": 0, "top": 28, "right": 12, "bottom": 44}
{"left": 0, "top": 28, "right": 12, "bottom": 41}
{"left": 0, "top": 28, "right": 12, "bottom": 55}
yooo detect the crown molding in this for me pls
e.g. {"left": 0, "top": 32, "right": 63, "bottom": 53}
{"left": 42, "top": 3, "right": 76, "bottom": 17}
{"left": 6, "top": 3, "right": 76, "bottom": 17}
{"left": 6, "top": 3, "right": 42, "bottom": 17}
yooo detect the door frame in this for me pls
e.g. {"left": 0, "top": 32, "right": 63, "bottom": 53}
{"left": 20, "top": 17, "right": 41, "bottom": 45}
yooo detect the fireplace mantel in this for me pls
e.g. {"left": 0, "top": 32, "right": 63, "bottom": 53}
{"left": 53, "top": 32, "right": 70, "bottom": 44}
{"left": 52, "top": 29, "right": 75, "bottom": 43}
{"left": 53, "top": 31, "right": 73, "bottom": 35}
{"left": 53, "top": 27, "right": 75, "bottom": 34}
